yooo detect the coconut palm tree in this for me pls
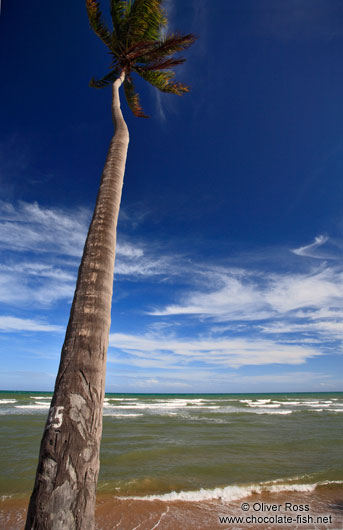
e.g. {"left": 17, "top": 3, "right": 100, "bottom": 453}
{"left": 25, "top": 1, "right": 196, "bottom": 529}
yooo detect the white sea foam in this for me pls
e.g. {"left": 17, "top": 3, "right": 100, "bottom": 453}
{"left": 241, "top": 399, "right": 278, "bottom": 407}
{"left": 270, "top": 400, "right": 341, "bottom": 408}
{"left": 0, "top": 399, "right": 17, "bottom": 404}
{"left": 109, "top": 404, "right": 135, "bottom": 408}
{"left": 117, "top": 398, "right": 143, "bottom": 401}
{"left": 307, "top": 403, "right": 331, "bottom": 408}
{"left": 156, "top": 400, "right": 198, "bottom": 407}
{"left": 30, "top": 396, "right": 50, "bottom": 399}
{"left": 107, "top": 402, "right": 204, "bottom": 410}
{"left": 231, "top": 407, "right": 293, "bottom": 415}
{"left": 266, "top": 475, "right": 311, "bottom": 485}
{"left": 104, "top": 413, "right": 143, "bottom": 418}
{"left": 1, "top": 495, "right": 13, "bottom": 501}
{"left": 273, "top": 401, "right": 302, "bottom": 405}
{"left": 15, "top": 404, "right": 50, "bottom": 409}
{"left": 251, "top": 409, "right": 293, "bottom": 415}
{"left": 126, "top": 480, "right": 328, "bottom": 503}
{"left": 133, "top": 404, "right": 296, "bottom": 416}
{"left": 156, "top": 399, "right": 188, "bottom": 403}
{"left": 248, "top": 404, "right": 281, "bottom": 408}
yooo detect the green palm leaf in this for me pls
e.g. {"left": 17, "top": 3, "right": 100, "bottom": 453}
{"left": 86, "top": 0, "right": 112, "bottom": 49}
{"left": 86, "top": 0, "right": 197, "bottom": 117}
{"left": 123, "top": 76, "right": 149, "bottom": 117}
{"left": 111, "top": 0, "right": 132, "bottom": 43}
{"left": 90, "top": 67, "right": 121, "bottom": 88}
{"left": 137, "top": 57, "right": 186, "bottom": 71}
{"left": 125, "top": 0, "right": 166, "bottom": 45}
{"left": 138, "top": 70, "right": 190, "bottom": 94}
{"left": 124, "top": 34, "right": 196, "bottom": 64}
{"left": 137, "top": 34, "right": 197, "bottom": 62}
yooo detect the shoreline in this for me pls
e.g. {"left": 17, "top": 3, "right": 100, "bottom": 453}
{"left": 1, "top": 392, "right": 342, "bottom": 528}
{"left": 1, "top": 487, "right": 342, "bottom": 530}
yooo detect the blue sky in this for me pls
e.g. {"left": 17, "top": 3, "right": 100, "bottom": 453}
{"left": 0, "top": 0, "right": 342, "bottom": 393}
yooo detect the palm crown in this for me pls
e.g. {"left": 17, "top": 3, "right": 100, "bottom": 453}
{"left": 86, "top": 0, "right": 196, "bottom": 117}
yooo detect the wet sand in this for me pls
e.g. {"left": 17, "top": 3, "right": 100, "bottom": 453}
{"left": 1, "top": 489, "right": 342, "bottom": 529}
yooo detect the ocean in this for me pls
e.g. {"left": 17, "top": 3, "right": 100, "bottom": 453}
{"left": 0, "top": 391, "right": 342, "bottom": 529}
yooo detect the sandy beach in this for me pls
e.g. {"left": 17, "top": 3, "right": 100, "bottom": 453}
{"left": 1, "top": 488, "right": 342, "bottom": 530}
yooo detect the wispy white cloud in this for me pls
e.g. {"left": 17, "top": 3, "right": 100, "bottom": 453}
{"left": 150, "top": 0, "right": 205, "bottom": 120}
{"left": 295, "top": 307, "right": 343, "bottom": 320}
{"left": 154, "top": 91, "right": 167, "bottom": 121}
{"left": 0, "top": 200, "right": 174, "bottom": 271}
{"left": 115, "top": 253, "right": 175, "bottom": 278}
{"left": 151, "top": 270, "right": 266, "bottom": 319}
{"left": 259, "top": 320, "right": 343, "bottom": 339}
{"left": 0, "top": 316, "right": 63, "bottom": 332}
{"left": 105, "top": 368, "right": 194, "bottom": 392}
{"left": 291, "top": 234, "right": 338, "bottom": 258}
{"left": 106, "top": 360, "right": 340, "bottom": 393}
{"left": 151, "top": 265, "right": 342, "bottom": 324}
{"left": 0, "top": 370, "right": 57, "bottom": 391}
{"left": 125, "top": 376, "right": 191, "bottom": 390}
{"left": 225, "top": 371, "right": 332, "bottom": 385}
{"left": 108, "top": 331, "right": 320, "bottom": 369}
{"left": 0, "top": 202, "right": 341, "bottom": 382}
{"left": 0, "top": 200, "right": 90, "bottom": 257}
{"left": 0, "top": 201, "right": 179, "bottom": 306}
{"left": 116, "top": 243, "right": 143, "bottom": 259}
{"left": 0, "top": 251, "right": 78, "bottom": 307}
{"left": 0, "top": 201, "right": 88, "bottom": 306}
{"left": 0, "top": 262, "right": 75, "bottom": 282}
{"left": 147, "top": 249, "right": 342, "bottom": 354}
{"left": 266, "top": 267, "right": 342, "bottom": 313}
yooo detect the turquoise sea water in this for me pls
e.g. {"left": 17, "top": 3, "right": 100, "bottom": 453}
{"left": 0, "top": 391, "right": 342, "bottom": 501}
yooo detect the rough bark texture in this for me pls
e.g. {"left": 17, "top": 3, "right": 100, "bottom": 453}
{"left": 25, "top": 74, "right": 129, "bottom": 530}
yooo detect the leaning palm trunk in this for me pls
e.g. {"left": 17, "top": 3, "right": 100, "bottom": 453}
{"left": 25, "top": 73, "right": 128, "bottom": 530}
{"left": 25, "top": 0, "right": 196, "bottom": 525}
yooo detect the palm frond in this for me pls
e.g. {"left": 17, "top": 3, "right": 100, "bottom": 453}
{"left": 87, "top": 0, "right": 196, "bottom": 116}
{"left": 110, "top": 0, "right": 132, "bottom": 43}
{"left": 138, "top": 70, "right": 190, "bottom": 95}
{"left": 136, "top": 33, "right": 197, "bottom": 62}
{"left": 89, "top": 67, "right": 121, "bottom": 89}
{"left": 125, "top": 0, "right": 166, "bottom": 45}
{"left": 86, "top": 0, "right": 112, "bottom": 49}
{"left": 124, "top": 34, "right": 196, "bottom": 63}
{"left": 136, "top": 56, "right": 186, "bottom": 71}
{"left": 125, "top": 40, "right": 155, "bottom": 60}
{"left": 123, "top": 76, "right": 149, "bottom": 117}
